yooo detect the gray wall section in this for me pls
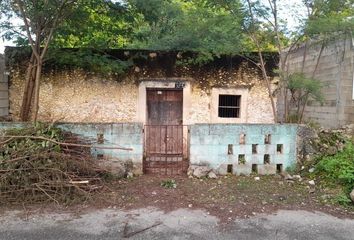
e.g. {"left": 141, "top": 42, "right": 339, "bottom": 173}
{"left": 0, "top": 122, "right": 144, "bottom": 166}
{"left": 278, "top": 36, "right": 354, "bottom": 128}
{"left": 189, "top": 124, "right": 297, "bottom": 175}
{"left": 0, "top": 54, "right": 9, "bottom": 117}
{"left": 0, "top": 122, "right": 298, "bottom": 176}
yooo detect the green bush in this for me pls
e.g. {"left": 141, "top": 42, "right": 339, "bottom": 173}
{"left": 315, "top": 143, "right": 354, "bottom": 204}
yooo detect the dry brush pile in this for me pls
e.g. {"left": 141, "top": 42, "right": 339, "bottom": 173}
{"left": 0, "top": 123, "right": 109, "bottom": 205}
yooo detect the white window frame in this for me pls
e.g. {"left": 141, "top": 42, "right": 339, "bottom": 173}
{"left": 210, "top": 87, "right": 249, "bottom": 123}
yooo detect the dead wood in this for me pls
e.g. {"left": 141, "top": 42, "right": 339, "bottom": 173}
{"left": 123, "top": 222, "right": 162, "bottom": 238}
{"left": 0, "top": 123, "right": 112, "bottom": 205}
{"left": 0, "top": 135, "right": 133, "bottom": 151}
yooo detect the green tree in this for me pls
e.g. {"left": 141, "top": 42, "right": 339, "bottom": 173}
{"left": 128, "top": 0, "right": 245, "bottom": 63}
{"left": 287, "top": 73, "right": 324, "bottom": 123}
{"left": 1, "top": 0, "right": 80, "bottom": 121}
{"left": 53, "top": 0, "right": 132, "bottom": 48}
{"left": 302, "top": 0, "right": 354, "bottom": 37}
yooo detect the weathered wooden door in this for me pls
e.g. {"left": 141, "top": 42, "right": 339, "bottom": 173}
{"left": 144, "top": 89, "right": 188, "bottom": 175}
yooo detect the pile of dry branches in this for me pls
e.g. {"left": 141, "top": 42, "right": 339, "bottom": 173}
{"left": 0, "top": 123, "right": 108, "bottom": 205}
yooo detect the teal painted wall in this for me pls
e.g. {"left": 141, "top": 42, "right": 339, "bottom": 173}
{"left": 189, "top": 124, "right": 298, "bottom": 174}
{"left": 0, "top": 122, "right": 298, "bottom": 175}
{"left": 0, "top": 122, "right": 144, "bottom": 164}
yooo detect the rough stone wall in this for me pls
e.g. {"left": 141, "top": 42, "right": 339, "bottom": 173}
{"left": 10, "top": 70, "right": 138, "bottom": 122}
{"left": 278, "top": 36, "right": 354, "bottom": 128}
{"left": 8, "top": 54, "right": 276, "bottom": 124}
{"left": 247, "top": 82, "right": 275, "bottom": 123}
{"left": 0, "top": 54, "right": 9, "bottom": 117}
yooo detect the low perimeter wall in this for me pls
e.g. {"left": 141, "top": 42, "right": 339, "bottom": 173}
{"left": 189, "top": 124, "right": 298, "bottom": 175}
{"left": 0, "top": 122, "right": 298, "bottom": 175}
{"left": 0, "top": 122, "right": 144, "bottom": 174}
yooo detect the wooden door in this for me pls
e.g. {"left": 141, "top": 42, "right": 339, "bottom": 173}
{"left": 144, "top": 89, "right": 187, "bottom": 174}
{"left": 147, "top": 89, "right": 183, "bottom": 125}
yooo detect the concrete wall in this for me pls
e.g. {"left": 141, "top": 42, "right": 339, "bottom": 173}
{"left": 0, "top": 54, "right": 9, "bottom": 117}
{"left": 189, "top": 124, "right": 297, "bottom": 175}
{"left": 0, "top": 122, "right": 144, "bottom": 174}
{"left": 0, "top": 122, "right": 297, "bottom": 176}
{"left": 278, "top": 36, "right": 354, "bottom": 128}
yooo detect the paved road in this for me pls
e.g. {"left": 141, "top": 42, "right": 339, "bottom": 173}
{"left": 0, "top": 208, "right": 353, "bottom": 240}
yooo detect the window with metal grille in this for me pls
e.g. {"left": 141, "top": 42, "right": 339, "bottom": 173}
{"left": 218, "top": 95, "right": 241, "bottom": 118}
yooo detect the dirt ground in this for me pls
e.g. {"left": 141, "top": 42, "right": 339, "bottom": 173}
{"left": 89, "top": 174, "right": 354, "bottom": 222}
{"left": 1, "top": 174, "right": 353, "bottom": 223}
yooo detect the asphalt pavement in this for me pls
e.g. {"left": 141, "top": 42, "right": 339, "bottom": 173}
{"left": 0, "top": 208, "right": 353, "bottom": 240}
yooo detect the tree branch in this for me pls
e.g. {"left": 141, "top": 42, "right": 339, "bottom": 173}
{"left": 0, "top": 135, "right": 133, "bottom": 151}
{"left": 15, "top": 0, "right": 40, "bottom": 60}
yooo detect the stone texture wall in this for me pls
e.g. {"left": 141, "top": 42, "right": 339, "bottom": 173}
{"left": 0, "top": 54, "right": 9, "bottom": 117}
{"left": 10, "top": 70, "right": 138, "bottom": 122}
{"left": 8, "top": 51, "right": 276, "bottom": 124}
{"left": 278, "top": 36, "right": 354, "bottom": 128}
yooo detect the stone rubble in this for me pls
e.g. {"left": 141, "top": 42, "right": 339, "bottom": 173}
{"left": 187, "top": 165, "right": 218, "bottom": 179}
{"left": 350, "top": 189, "right": 354, "bottom": 203}
{"left": 308, "top": 180, "right": 315, "bottom": 186}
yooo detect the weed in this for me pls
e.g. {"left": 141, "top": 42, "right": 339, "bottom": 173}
{"left": 161, "top": 179, "right": 177, "bottom": 189}
{"left": 333, "top": 193, "right": 353, "bottom": 206}
{"left": 315, "top": 143, "right": 354, "bottom": 204}
{"left": 285, "top": 164, "right": 297, "bottom": 174}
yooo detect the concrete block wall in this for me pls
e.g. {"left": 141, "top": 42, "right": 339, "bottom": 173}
{"left": 58, "top": 123, "right": 144, "bottom": 164}
{"left": 0, "top": 54, "right": 9, "bottom": 117}
{"left": 0, "top": 122, "right": 144, "bottom": 173}
{"left": 0, "top": 122, "right": 297, "bottom": 176}
{"left": 189, "top": 124, "right": 297, "bottom": 175}
{"left": 278, "top": 36, "right": 354, "bottom": 128}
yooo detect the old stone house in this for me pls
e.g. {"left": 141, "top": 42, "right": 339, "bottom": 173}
{"left": 278, "top": 36, "right": 354, "bottom": 128}
{"left": 1, "top": 48, "right": 297, "bottom": 176}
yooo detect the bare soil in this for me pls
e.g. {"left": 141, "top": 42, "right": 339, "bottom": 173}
{"left": 1, "top": 174, "right": 353, "bottom": 223}
{"left": 96, "top": 174, "right": 354, "bottom": 222}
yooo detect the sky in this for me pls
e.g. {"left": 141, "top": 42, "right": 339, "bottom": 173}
{"left": 0, "top": 0, "right": 307, "bottom": 54}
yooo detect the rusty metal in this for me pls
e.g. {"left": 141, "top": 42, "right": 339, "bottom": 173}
{"left": 143, "top": 125, "right": 189, "bottom": 175}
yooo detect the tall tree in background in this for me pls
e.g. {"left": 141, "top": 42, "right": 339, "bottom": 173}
{"left": 53, "top": 0, "right": 131, "bottom": 49}
{"left": 244, "top": 0, "right": 280, "bottom": 122}
{"left": 129, "top": 0, "right": 246, "bottom": 62}
{"left": 303, "top": 0, "right": 354, "bottom": 35}
{"left": 1, "top": 0, "right": 79, "bottom": 121}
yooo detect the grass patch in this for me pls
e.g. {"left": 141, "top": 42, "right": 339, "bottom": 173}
{"left": 314, "top": 142, "right": 354, "bottom": 205}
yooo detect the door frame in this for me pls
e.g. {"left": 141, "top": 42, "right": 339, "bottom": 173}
{"left": 136, "top": 79, "right": 192, "bottom": 125}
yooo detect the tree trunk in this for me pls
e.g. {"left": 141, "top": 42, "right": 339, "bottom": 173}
{"left": 19, "top": 53, "right": 37, "bottom": 121}
{"left": 33, "top": 58, "right": 42, "bottom": 122}
{"left": 258, "top": 52, "right": 278, "bottom": 122}
{"left": 299, "top": 93, "right": 309, "bottom": 123}
{"left": 284, "top": 88, "right": 288, "bottom": 122}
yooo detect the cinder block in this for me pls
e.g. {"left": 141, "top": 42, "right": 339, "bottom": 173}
{"left": 0, "top": 107, "right": 8, "bottom": 116}
{"left": 257, "top": 164, "right": 277, "bottom": 175}
{"left": 250, "top": 154, "right": 263, "bottom": 164}
{"left": 264, "top": 144, "right": 276, "bottom": 154}
{"left": 0, "top": 99, "right": 8, "bottom": 107}
{"left": 0, "top": 82, "right": 8, "bottom": 91}
{"left": 217, "top": 164, "right": 228, "bottom": 175}
{"left": 234, "top": 163, "right": 252, "bottom": 176}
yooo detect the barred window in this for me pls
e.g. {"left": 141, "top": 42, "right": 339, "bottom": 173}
{"left": 218, "top": 95, "right": 241, "bottom": 118}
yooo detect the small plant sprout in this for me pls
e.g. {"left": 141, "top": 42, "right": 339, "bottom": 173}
{"left": 161, "top": 179, "right": 177, "bottom": 189}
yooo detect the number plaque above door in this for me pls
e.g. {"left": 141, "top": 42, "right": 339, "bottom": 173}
{"left": 175, "top": 81, "right": 186, "bottom": 89}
